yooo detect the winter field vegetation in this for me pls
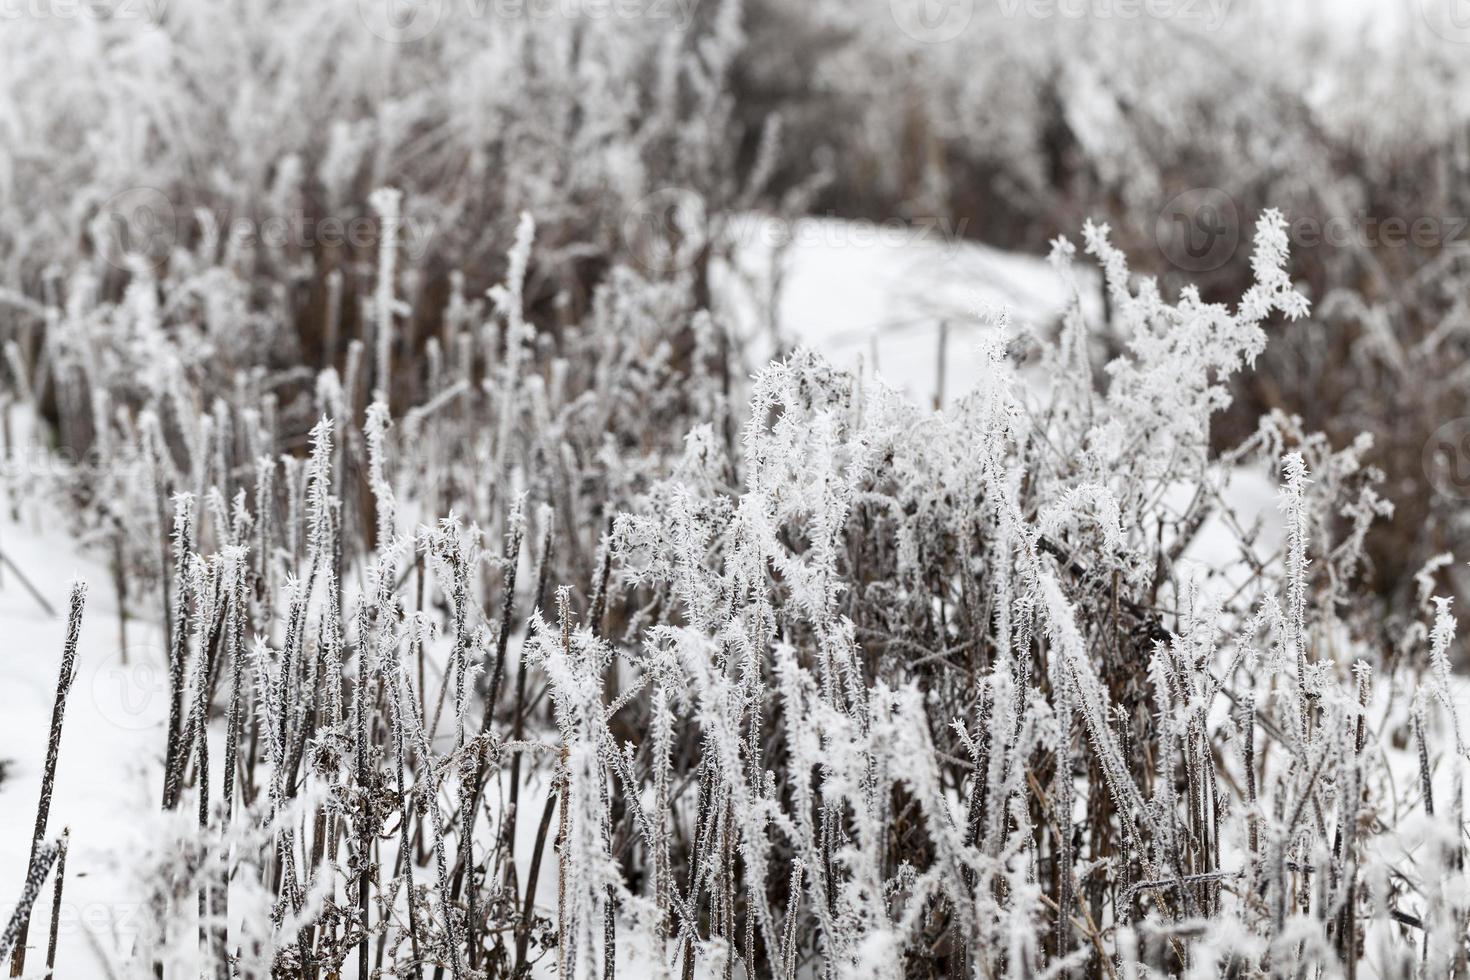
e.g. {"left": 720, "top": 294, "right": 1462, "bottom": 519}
{"left": 1, "top": 0, "right": 1470, "bottom": 977}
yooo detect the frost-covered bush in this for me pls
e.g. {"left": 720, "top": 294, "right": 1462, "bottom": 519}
{"left": 0, "top": 0, "right": 762, "bottom": 397}
{"left": 5, "top": 204, "right": 1464, "bottom": 978}
{"left": 748, "top": 0, "right": 1470, "bottom": 627}
{"left": 6, "top": 0, "right": 1469, "bottom": 631}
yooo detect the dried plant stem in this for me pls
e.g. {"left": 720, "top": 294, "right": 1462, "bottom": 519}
{"left": 8, "top": 582, "right": 84, "bottom": 978}
{"left": 43, "top": 828, "right": 67, "bottom": 980}
{"left": 0, "top": 840, "right": 61, "bottom": 966}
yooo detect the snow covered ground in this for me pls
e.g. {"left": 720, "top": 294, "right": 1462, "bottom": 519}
{"left": 0, "top": 498, "right": 167, "bottom": 975}
{"left": 715, "top": 213, "right": 1100, "bottom": 407}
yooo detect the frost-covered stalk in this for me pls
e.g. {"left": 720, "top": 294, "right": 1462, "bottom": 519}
{"left": 303, "top": 416, "right": 335, "bottom": 581}
{"left": 364, "top": 400, "right": 398, "bottom": 547}
{"left": 1414, "top": 696, "right": 1434, "bottom": 818}
{"left": 454, "top": 500, "right": 525, "bottom": 963}
{"left": 1240, "top": 693, "right": 1259, "bottom": 861}
{"left": 1052, "top": 653, "right": 1076, "bottom": 965}
{"left": 392, "top": 615, "right": 430, "bottom": 980}
{"left": 370, "top": 188, "right": 404, "bottom": 403}
{"left": 191, "top": 614, "right": 222, "bottom": 969}
{"left": 390, "top": 662, "right": 463, "bottom": 980}
{"left": 221, "top": 545, "right": 250, "bottom": 819}
{"left": 1426, "top": 597, "right": 1462, "bottom": 752}
{"left": 209, "top": 546, "right": 250, "bottom": 980}
{"left": 254, "top": 455, "right": 276, "bottom": 625}
{"left": 356, "top": 634, "right": 371, "bottom": 980}
{"left": 504, "top": 513, "right": 554, "bottom": 912}
{"left": 42, "top": 828, "right": 67, "bottom": 979}
{"left": 488, "top": 213, "right": 536, "bottom": 486}
{"left": 8, "top": 581, "right": 84, "bottom": 978}
{"left": 480, "top": 498, "right": 524, "bottom": 732}
{"left": 163, "top": 493, "right": 196, "bottom": 810}
{"left": 1280, "top": 452, "right": 1311, "bottom": 736}
{"left": 531, "top": 590, "right": 621, "bottom": 980}
{"left": 0, "top": 840, "right": 60, "bottom": 966}
{"left": 353, "top": 552, "right": 392, "bottom": 980}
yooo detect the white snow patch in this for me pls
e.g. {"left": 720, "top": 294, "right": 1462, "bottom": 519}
{"left": 0, "top": 501, "right": 166, "bottom": 977}
{"left": 715, "top": 213, "right": 1099, "bottom": 406}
